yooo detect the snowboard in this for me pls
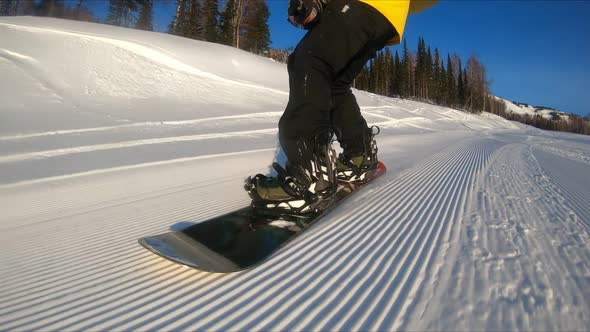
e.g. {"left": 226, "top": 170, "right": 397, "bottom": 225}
{"left": 139, "top": 161, "right": 386, "bottom": 273}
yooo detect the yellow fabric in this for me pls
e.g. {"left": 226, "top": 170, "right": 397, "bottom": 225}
{"left": 357, "top": 0, "right": 438, "bottom": 45}
{"left": 409, "top": 0, "right": 438, "bottom": 14}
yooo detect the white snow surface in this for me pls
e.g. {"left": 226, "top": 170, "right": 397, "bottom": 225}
{"left": 1, "top": 17, "right": 590, "bottom": 331}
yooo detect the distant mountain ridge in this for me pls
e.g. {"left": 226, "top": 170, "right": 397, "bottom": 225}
{"left": 504, "top": 99, "right": 570, "bottom": 121}
{"left": 495, "top": 97, "right": 589, "bottom": 135}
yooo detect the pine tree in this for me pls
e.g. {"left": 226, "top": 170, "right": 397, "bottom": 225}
{"left": 21, "top": 0, "right": 35, "bottom": 15}
{"left": 373, "top": 51, "right": 387, "bottom": 95}
{"left": 170, "top": 0, "right": 202, "bottom": 39}
{"left": 400, "top": 39, "right": 413, "bottom": 98}
{"left": 1, "top": 1, "right": 8, "bottom": 15}
{"left": 415, "top": 37, "right": 427, "bottom": 99}
{"left": 37, "top": 0, "right": 66, "bottom": 17}
{"left": 219, "top": 0, "right": 237, "bottom": 46}
{"left": 457, "top": 62, "right": 465, "bottom": 108}
{"left": 240, "top": 0, "right": 270, "bottom": 54}
{"left": 0, "top": 0, "right": 11, "bottom": 15}
{"left": 384, "top": 48, "right": 394, "bottom": 96}
{"left": 376, "top": 52, "right": 382, "bottom": 93}
{"left": 392, "top": 51, "right": 401, "bottom": 96}
{"left": 135, "top": 0, "right": 153, "bottom": 31}
{"left": 425, "top": 46, "right": 433, "bottom": 100}
{"left": 106, "top": 0, "right": 137, "bottom": 27}
{"left": 462, "top": 67, "right": 470, "bottom": 109}
{"left": 432, "top": 48, "right": 442, "bottom": 104}
{"left": 3, "top": 0, "right": 25, "bottom": 15}
{"left": 439, "top": 60, "right": 447, "bottom": 105}
{"left": 169, "top": 0, "right": 186, "bottom": 34}
{"left": 74, "top": 0, "right": 83, "bottom": 18}
{"left": 367, "top": 58, "right": 375, "bottom": 93}
{"left": 186, "top": 0, "right": 202, "bottom": 39}
{"left": 202, "top": 0, "right": 219, "bottom": 42}
{"left": 66, "top": 0, "right": 95, "bottom": 22}
{"left": 380, "top": 51, "right": 387, "bottom": 94}
{"left": 354, "top": 65, "right": 370, "bottom": 91}
{"left": 446, "top": 54, "right": 457, "bottom": 106}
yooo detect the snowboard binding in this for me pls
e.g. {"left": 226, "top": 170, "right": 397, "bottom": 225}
{"left": 245, "top": 130, "right": 338, "bottom": 216}
{"left": 337, "top": 126, "right": 380, "bottom": 182}
{"left": 245, "top": 167, "right": 319, "bottom": 216}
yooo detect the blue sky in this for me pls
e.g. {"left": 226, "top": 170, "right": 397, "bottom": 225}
{"left": 86, "top": 0, "right": 590, "bottom": 116}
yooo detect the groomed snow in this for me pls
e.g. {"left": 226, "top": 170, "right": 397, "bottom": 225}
{"left": 1, "top": 17, "right": 589, "bottom": 331}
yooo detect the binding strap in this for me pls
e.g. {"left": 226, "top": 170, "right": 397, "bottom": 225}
{"left": 272, "top": 162, "right": 316, "bottom": 200}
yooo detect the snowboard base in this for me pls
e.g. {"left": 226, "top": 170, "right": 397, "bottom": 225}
{"left": 139, "top": 162, "right": 386, "bottom": 272}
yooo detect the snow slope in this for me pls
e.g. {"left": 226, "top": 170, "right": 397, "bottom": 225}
{"left": 502, "top": 98, "right": 570, "bottom": 121}
{"left": 1, "top": 17, "right": 589, "bottom": 331}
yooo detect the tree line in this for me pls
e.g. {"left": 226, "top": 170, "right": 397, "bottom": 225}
{"left": 346, "top": 37, "right": 589, "bottom": 135}
{"left": 0, "top": 0, "right": 270, "bottom": 55}
{"left": 500, "top": 108, "right": 590, "bottom": 135}
{"left": 352, "top": 38, "right": 503, "bottom": 115}
{"left": 0, "top": 0, "right": 96, "bottom": 21}
{"left": 166, "top": 0, "right": 269, "bottom": 54}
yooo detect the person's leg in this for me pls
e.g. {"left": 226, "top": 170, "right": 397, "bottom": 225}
{"left": 331, "top": 50, "right": 375, "bottom": 154}
{"left": 330, "top": 50, "right": 384, "bottom": 182}
{"left": 330, "top": 3, "right": 397, "bottom": 154}
{"left": 278, "top": 0, "right": 396, "bottom": 167}
{"left": 246, "top": 0, "right": 398, "bottom": 206}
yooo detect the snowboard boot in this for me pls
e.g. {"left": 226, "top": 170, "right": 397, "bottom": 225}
{"left": 337, "top": 126, "right": 380, "bottom": 182}
{"left": 245, "top": 131, "right": 338, "bottom": 215}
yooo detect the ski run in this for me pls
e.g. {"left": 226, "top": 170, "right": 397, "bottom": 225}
{"left": 1, "top": 17, "right": 589, "bottom": 331}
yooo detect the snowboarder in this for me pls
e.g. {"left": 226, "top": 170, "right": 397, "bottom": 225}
{"left": 246, "top": 0, "right": 438, "bottom": 213}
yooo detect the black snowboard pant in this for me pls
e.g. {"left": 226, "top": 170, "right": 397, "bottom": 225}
{"left": 279, "top": 0, "right": 397, "bottom": 167}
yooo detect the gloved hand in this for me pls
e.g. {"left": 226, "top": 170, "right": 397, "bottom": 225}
{"left": 288, "top": 0, "right": 327, "bottom": 30}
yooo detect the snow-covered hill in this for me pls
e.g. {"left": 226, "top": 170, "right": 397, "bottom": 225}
{"left": 501, "top": 98, "right": 570, "bottom": 121}
{"left": 1, "top": 17, "right": 589, "bottom": 331}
